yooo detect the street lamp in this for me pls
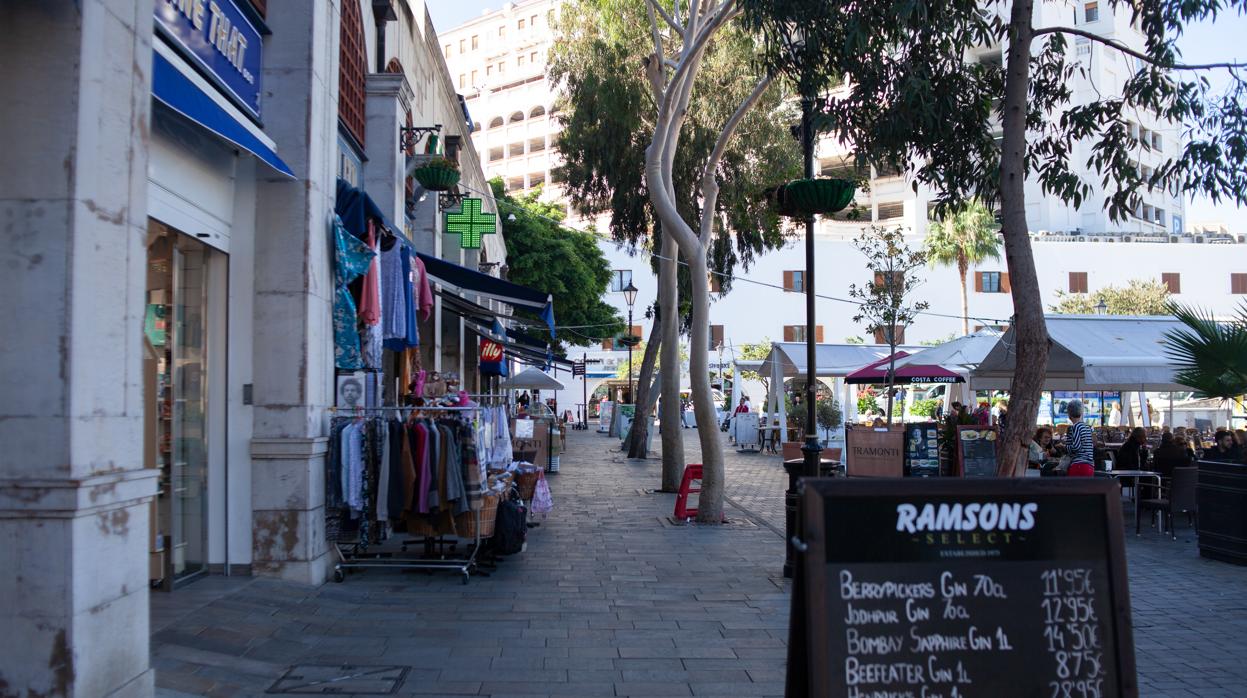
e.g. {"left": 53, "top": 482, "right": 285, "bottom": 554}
{"left": 623, "top": 280, "right": 639, "bottom": 403}
{"left": 1095, "top": 298, "right": 1108, "bottom": 315}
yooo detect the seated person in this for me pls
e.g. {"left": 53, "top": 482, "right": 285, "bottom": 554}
{"left": 1028, "top": 427, "right": 1062, "bottom": 467}
{"left": 1203, "top": 429, "right": 1243, "bottom": 462}
{"left": 1152, "top": 433, "right": 1193, "bottom": 478}
{"left": 1115, "top": 427, "right": 1150, "bottom": 471}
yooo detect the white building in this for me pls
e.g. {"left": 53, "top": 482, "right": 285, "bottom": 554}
{"left": 445, "top": 1, "right": 1245, "bottom": 417}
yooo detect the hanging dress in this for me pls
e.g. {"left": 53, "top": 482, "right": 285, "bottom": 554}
{"left": 332, "top": 215, "right": 375, "bottom": 369}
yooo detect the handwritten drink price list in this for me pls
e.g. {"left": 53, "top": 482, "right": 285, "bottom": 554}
{"left": 1042, "top": 569, "right": 1106, "bottom": 698}
{"left": 791, "top": 480, "right": 1137, "bottom": 698}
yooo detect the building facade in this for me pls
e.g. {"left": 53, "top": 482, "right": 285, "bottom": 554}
{"left": 0, "top": 1, "right": 500, "bottom": 695}
{"left": 443, "top": 0, "right": 1245, "bottom": 414}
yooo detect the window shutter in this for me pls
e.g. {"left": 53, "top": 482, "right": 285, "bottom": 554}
{"left": 873, "top": 328, "right": 885, "bottom": 344}
{"left": 974, "top": 272, "right": 983, "bottom": 292}
{"left": 711, "top": 325, "right": 724, "bottom": 347}
{"left": 783, "top": 271, "right": 793, "bottom": 291}
{"left": 1000, "top": 273, "right": 1011, "bottom": 293}
{"left": 894, "top": 326, "right": 906, "bottom": 344}
{"left": 783, "top": 326, "right": 795, "bottom": 342}
{"left": 815, "top": 326, "right": 824, "bottom": 343}
{"left": 1233, "top": 273, "right": 1247, "bottom": 294}
{"left": 603, "top": 339, "right": 613, "bottom": 350}
{"left": 1161, "top": 273, "right": 1180, "bottom": 294}
{"left": 1069, "top": 272, "right": 1088, "bottom": 294}
{"left": 710, "top": 275, "right": 721, "bottom": 293}
{"left": 874, "top": 272, "right": 885, "bottom": 289}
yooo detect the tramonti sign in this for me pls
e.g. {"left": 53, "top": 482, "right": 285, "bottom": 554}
{"left": 156, "top": 0, "right": 263, "bottom": 119}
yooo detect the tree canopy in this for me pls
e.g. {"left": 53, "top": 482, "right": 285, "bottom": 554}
{"left": 1049, "top": 278, "right": 1172, "bottom": 315}
{"left": 549, "top": 0, "right": 802, "bottom": 290}
{"left": 491, "top": 179, "right": 623, "bottom": 350}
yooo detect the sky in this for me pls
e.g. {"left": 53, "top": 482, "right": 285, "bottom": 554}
{"left": 426, "top": 1, "right": 1247, "bottom": 231}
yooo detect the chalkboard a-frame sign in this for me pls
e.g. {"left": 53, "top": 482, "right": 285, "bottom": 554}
{"left": 956, "top": 424, "right": 999, "bottom": 477}
{"left": 787, "top": 478, "right": 1137, "bottom": 697}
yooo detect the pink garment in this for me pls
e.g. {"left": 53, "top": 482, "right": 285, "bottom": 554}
{"left": 358, "top": 220, "right": 382, "bottom": 326}
{"left": 413, "top": 256, "right": 434, "bottom": 321}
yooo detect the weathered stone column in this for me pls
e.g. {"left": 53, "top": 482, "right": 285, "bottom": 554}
{"left": 249, "top": 0, "right": 340, "bottom": 585}
{"left": 0, "top": 1, "right": 156, "bottom": 696}
{"left": 365, "top": 72, "right": 414, "bottom": 226}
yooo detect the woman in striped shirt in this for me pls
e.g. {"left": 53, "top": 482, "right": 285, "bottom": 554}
{"left": 1065, "top": 400, "right": 1096, "bottom": 477}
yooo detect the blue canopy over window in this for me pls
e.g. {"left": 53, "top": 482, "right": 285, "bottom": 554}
{"left": 151, "top": 52, "right": 294, "bottom": 178}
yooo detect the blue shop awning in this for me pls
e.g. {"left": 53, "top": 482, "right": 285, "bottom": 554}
{"left": 417, "top": 252, "right": 556, "bottom": 339}
{"left": 152, "top": 52, "right": 295, "bottom": 178}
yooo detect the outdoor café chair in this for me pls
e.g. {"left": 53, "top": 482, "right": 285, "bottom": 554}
{"left": 1136, "top": 466, "right": 1198, "bottom": 539}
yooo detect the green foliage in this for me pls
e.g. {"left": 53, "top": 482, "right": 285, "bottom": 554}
{"left": 1048, "top": 279, "right": 1172, "bottom": 315}
{"left": 857, "top": 389, "right": 879, "bottom": 416}
{"left": 911, "top": 399, "right": 942, "bottom": 417}
{"left": 736, "top": 338, "right": 772, "bottom": 394}
{"left": 1163, "top": 302, "right": 1247, "bottom": 399}
{"left": 492, "top": 179, "right": 622, "bottom": 350}
{"left": 919, "top": 333, "right": 960, "bottom": 347}
{"left": 739, "top": 0, "right": 1247, "bottom": 222}
{"left": 848, "top": 227, "right": 930, "bottom": 345}
{"left": 613, "top": 340, "right": 687, "bottom": 380}
{"left": 844, "top": 336, "right": 866, "bottom": 345}
{"left": 548, "top": 0, "right": 802, "bottom": 290}
{"left": 817, "top": 398, "right": 843, "bottom": 431}
{"left": 925, "top": 200, "right": 1001, "bottom": 331}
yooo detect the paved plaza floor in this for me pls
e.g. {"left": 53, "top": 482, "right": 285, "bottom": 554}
{"left": 151, "top": 427, "right": 1246, "bottom": 697}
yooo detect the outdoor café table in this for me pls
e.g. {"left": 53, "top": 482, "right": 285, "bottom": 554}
{"left": 1107, "top": 468, "right": 1162, "bottom": 501}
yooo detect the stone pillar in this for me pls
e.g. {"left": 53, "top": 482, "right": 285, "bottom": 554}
{"left": 364, "top": 72, "right": 414, "bottom": 226}
{"left": 248, "top": 0, "right": 340, "bottom": 585}
{"left": 0, "top": 1, "right": 156, "bottom": 696}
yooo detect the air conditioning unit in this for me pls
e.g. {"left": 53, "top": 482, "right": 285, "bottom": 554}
{"left": 1077, "top": 236, "right": 1086, "bottom": 242}
{"left": 1169, "top": 236, "right": 1179, "bottom": 243}
{"left": 1239, "top": 235, "right": 1246, "bottom": 244}
{"left": 1195, "top": 235, "right": 1205, "bottom": 243}
{"left": 1121, "top": 235, "right": 1132, "bottom": 242}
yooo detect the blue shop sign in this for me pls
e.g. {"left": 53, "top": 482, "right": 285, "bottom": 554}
{"left": 155, "top": 0, "right": 263, "bottom": 119}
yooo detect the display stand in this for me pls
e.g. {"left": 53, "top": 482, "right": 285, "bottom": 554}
{"left": 326, "top": 404, "right": 500, "bottom": 585}
{"left": 956, "top": 424, "right": 999, "bottom": 477}
{"left": 733, "top": 412, "right": 760, "bottom": 452}
{"left": 597, "top": 400, "right": 614, "bottom": 433}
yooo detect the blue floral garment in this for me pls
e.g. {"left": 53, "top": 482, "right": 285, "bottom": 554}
{"left": 333, "top": 215, "right": 375, "bottom": 369}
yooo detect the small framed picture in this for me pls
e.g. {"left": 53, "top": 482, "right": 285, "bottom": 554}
{"left": 336, "top": 372, "right": 367, "bottom": 409}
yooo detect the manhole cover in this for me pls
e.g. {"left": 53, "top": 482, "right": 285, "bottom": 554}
{"left": 267, "top": 665, "right": 409, "bottom": 695}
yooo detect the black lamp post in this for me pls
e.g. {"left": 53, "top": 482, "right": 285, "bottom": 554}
{"left": 623, "top": 281, "right": 639, "bottom": 403}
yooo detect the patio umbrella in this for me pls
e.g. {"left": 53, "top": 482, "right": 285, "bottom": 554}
{"left": 500, "top": 367, "right": 566, "bottom": 391}
{"left": 845, "top": 351, "right": 965, "bottom": 384}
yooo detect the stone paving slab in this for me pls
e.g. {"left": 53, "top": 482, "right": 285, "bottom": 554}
{"left": 150, "top": 428, "right": 1247, "bottom": 697}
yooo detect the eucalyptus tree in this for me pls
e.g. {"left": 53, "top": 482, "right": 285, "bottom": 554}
{"left": 742, "top": 0, "right": 1247, "bottom": 474}
{"left": 551, "top": 0, "right": 799, "bottom": 497}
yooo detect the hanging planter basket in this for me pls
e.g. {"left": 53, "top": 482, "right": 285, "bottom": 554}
{"left": 413, "top": 158, "right": 461, "bottom": 191}
{"left": 783, "top": 178, "right": 857, "bottom": 216}
{"left": 763, "top": 184, "right": 801, "bottom": 218}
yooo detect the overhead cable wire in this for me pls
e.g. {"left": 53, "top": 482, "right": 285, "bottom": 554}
{"left": 445, "top": 181, "right": 1015, "bottom": 325}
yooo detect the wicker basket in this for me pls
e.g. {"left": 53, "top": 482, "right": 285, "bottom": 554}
{"left": 454, "top": 492, "right": 500, "bottom": 539}
{"left": 516, "top": 469, "right": 543, "bottom": 501}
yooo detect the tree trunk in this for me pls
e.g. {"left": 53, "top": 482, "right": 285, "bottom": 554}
{"left": 627, "top": 321, "right": 663, "bottom": 458}
{"left": 885, "top": 344, "right": 897, "bottom": 425}
{"left": 958, "top": 254, "right": 970, "bottom": 336}
{"left": 997, "top": 0, "right": 1049, "bottom": 476}
{"left": 659, "top": 232, "right": 685, "bottom": 491}
{"left": 687, "top": 252, "right": 725, "bottom": 522}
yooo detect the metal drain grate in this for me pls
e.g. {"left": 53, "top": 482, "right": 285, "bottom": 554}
{"left": 267, "top": 665, "right": 409, "bottom": 695}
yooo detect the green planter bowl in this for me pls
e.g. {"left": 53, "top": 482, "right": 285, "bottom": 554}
{"left": 413, "top": 164, "right": 461, "bottom": 191}
{"left": 784, "top": 178, "right": 856, "bottom": 216}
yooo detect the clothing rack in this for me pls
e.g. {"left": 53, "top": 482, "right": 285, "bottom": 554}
{"left": 327, "top": 405, "right": 502, "bottom": 584}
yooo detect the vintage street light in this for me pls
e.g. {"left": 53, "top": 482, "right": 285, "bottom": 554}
{"left": 1095, "top": 298, "right": 1108, "bottom": 315}
{"left": 623, "top": 281, "right": 639, "bottom": 403}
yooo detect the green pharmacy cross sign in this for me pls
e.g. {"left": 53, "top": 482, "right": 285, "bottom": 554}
{"left": 445, "top": 198, "right": 496, "bottom": 249}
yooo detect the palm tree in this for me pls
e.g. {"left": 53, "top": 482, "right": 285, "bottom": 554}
{"left": 924, "top": 200, "right": 1001, "bottom": 335}
{"left": 1164, "top": 302, "right": 1247, "bottom": 400}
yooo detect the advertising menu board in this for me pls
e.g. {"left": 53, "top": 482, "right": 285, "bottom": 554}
{"left": 788, "top": 478, "right": 1137, "bottom": 697}
{"left": 904, "top": 422, "right": 941, "bottom": 477}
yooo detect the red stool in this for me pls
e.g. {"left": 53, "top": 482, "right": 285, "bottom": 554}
{"left": 673, "top": 464, "right": 725, "bottom": 521}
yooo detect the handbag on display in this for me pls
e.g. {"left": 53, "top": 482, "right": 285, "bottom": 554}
{"left": 531, "top": 477, "right": 554, "bottom": 516}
